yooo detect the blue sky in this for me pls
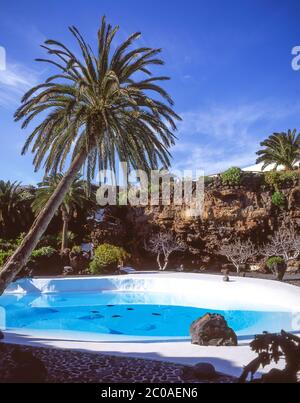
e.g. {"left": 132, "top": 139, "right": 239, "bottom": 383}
{"left": 1, "top": 0, "right": 300, "bottom": 183}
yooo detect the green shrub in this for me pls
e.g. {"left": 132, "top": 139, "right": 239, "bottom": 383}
{"left": 0, "top": 234, "right": 26, "bottom": 267}
{"left": 15, "top": 233, "right": 26, "bottom": 247}
{"left": 72, "top": 245, "right": 82, "bottom": 254}
{"left": 266, "top": 256, "right": 284, "bottom": 268}
{"left": 0, "top": 250, "right": 13, "bottom": 267}
{"left": 31, "top": 246, "right": 56, "bottom": 259}
{"left": 0, "top": 234, "right": 25, "bottom": 267}
{"left": 0, "top": 239, "right": 14, "bottom": 252}
{"left": 279, "top": 170, "right": 298, "bottom": 182}
{"left": 264, "top": 171, "right": 281, "bottom": 189}
{"left": 39, "top": 234, "right": 60, "bottom": 248}
{"left": 0, "top": 234, "right": 25, "bottom": 252}
{"left": 221, "top": 167, "right": 242, "bottom": 185}
{"left": 265, "top": 170, "right": 298, "bottom": 190}
{"left": 0, "top": 246, "right": 57, "bottom": 268}
{"left": 271, "top": 191, "right": 286, "bottom": 208}
{"left": 0, "top": 240, "right": 57, "bottom": 267}
{"left": 89, "top": 244, "right": 130, "bottom": 274}
{"left": 266, "top": 256, "right": 287, "bottom": 281}
{"left": 57, "top": 231, "right": 76, "bottom": 247}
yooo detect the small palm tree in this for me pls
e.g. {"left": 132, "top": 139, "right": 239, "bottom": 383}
{"left": 0, "top": 181, "right": 32, "bottom": 238}
{"left": 256, "top": 130, "right": 300, "bottom": 171}
{"left": 32, "top": 174, "right": 90, "bottom": 252}
{"left": 0, "top": 17, "right": 180, "bottom": 293}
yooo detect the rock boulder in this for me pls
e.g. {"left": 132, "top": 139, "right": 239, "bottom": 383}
{"left": 190, "top": 313, "right": 238, "bottom": 346}
{"left": 182, "top": 362, "right": 217, "bottom": 381}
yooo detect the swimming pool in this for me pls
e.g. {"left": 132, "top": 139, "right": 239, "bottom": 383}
{"left": 1, "top": 274, "right": 300, "bottom": 341}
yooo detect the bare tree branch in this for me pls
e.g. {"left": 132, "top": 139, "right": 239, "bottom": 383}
{"left": 260, "top": 225, "right": 300, "bottom": 262}
{"left": 145, "top": 233, "right": 186, "bottom": 271}
{"left": 219, "top": 239, "right": 256, "bottom": 274}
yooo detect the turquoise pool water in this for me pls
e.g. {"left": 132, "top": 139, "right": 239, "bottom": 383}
{"left": 0, "top": 291, "right": 295, "bottom": 339}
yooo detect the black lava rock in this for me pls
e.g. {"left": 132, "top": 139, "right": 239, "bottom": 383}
{"left": 190, "top": 313, "right": 238, "bottom": 346}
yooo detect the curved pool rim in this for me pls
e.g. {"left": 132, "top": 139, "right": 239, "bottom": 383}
{"left": 2, "top": 273, "right": 300, "bottom": 343}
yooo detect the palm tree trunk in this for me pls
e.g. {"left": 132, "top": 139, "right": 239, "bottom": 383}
{"left": 61, "top": 209, "right": 70, "bottom": 253}
{"left": 0, "top": 151, "right": 87, "bottom": 295}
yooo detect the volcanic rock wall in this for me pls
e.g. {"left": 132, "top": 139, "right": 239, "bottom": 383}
{"left": 86, "top": 174, "right": 300, "bottom": 270}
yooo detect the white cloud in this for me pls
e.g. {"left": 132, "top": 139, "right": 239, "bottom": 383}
{"left": 0, "top": 62, "right": 40, "bottom": 107}
{"left": 178, "top": 101, "right": 300, "bottom": 141}
{"left": 172, "top": 101, "right": 300, "bottom": 174}
{"left": 172, "top": 142, "right": 258, "bottom": 175}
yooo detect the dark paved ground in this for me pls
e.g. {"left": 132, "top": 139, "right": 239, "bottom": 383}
{"left": 1, "top": 273, "right": 298, "bottom": 383}
{"left": 0, "top": 343, "right": 236, "bottom": 383}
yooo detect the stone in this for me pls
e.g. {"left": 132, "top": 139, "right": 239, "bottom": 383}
{"left": 250, "top": 265, "right": 261, "bottom": 272}
{"left": 175, "top": 264, "right": 185, "bottom": 272}
{"left": 182, "top": 363, "right": 217, "bottom": 381}
{"left": 63, "top": 266, "right": 73, "bottom": 276}
{"left": 194, "top": 363, "right": 217, "bottom": 379}
{"left": 190, "top": 313, "right": 238, "bottom": 346}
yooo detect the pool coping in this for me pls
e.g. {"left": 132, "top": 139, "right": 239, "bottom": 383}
{"left": 1, "top": 272, "right": 300, "bottom": 378}
{"left": 0, "top": 331, "right": 286, "bottom": 378}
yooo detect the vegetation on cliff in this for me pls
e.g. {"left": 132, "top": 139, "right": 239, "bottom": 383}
{"left": 89, "top": 244, "right": 130, "bottom": 274}
{"left": 256, "top": 129, "right": 300, "bottom": 171}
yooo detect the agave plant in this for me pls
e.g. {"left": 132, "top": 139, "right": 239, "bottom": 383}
{"left": 256, "top": 130, "right": 300, "bottom": 171}
{"left": 32, "top": 174, "right": 91, "bottom": 252}
{"left": 0, "top": 17, "right": 180, "bottom": 293}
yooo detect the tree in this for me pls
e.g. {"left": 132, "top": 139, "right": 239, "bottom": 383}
{"left": 0, "top": 17, "right": 180, "bottom": 294}
{"left": 239, "top": 331, "right": 300, "bottom": 383}
{"left": 260, "top": 225, "right": 300, "bottom": 263}
{"left": 256, "top": 130, "right": 300, "bottom": 171}
{"left": 219, "top": 239, "right": 256, "bottom": 274}
{"left": 146, "top": 233, "right": 185, "bottom": 271}
{"left": 32, "top": 174, "right": 90, "bottom": 252}
{"left": 0, "top": 181, "right": 33, "bottom": 238}
{"left": 260, "top": 225, "right": 300, "bottom": 281}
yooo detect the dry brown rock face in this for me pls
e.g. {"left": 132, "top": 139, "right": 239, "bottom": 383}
{"left": 87, "top": 175, "right": 300, "bottom": 270}
{"left": 84, "top": 207, "right": 128, "bottom": 248}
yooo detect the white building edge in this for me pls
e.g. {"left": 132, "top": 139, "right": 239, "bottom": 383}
{"left": 208, "top": 162, "right": 299, "bottom": 177}
{"left": 242, "top": 162, "right": 284, "bottom": 173}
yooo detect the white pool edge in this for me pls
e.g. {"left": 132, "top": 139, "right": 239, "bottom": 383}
{"left": 0, "top": 331, "right": 286, "bottom": 378}
{"left": 1, "top": 273, "right": 300, "bottom": 378}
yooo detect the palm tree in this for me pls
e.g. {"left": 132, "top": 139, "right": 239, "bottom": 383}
{"left": 0, "top": 17, "right": 180, "bottom": 293}
{"left": 32, "top": 174, "right": 90, "bottom": 252}
{"left": 256, "top": 130, "right": 300, "bottom": 171}
{"left": 0, "top": 181, "right": 32, "bottom": 238}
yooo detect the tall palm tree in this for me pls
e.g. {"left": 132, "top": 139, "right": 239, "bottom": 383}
{"left": 256, "top": 129, "right": 300, "bottom": 171}
{"left": 0, "top": 17, "right": 180, "bottom": 293}
{"left": 0, "top": 181, "right": 32, "bottom": 238}
{"left": 32, "top": 174, "right": 90, "bottom": 252}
